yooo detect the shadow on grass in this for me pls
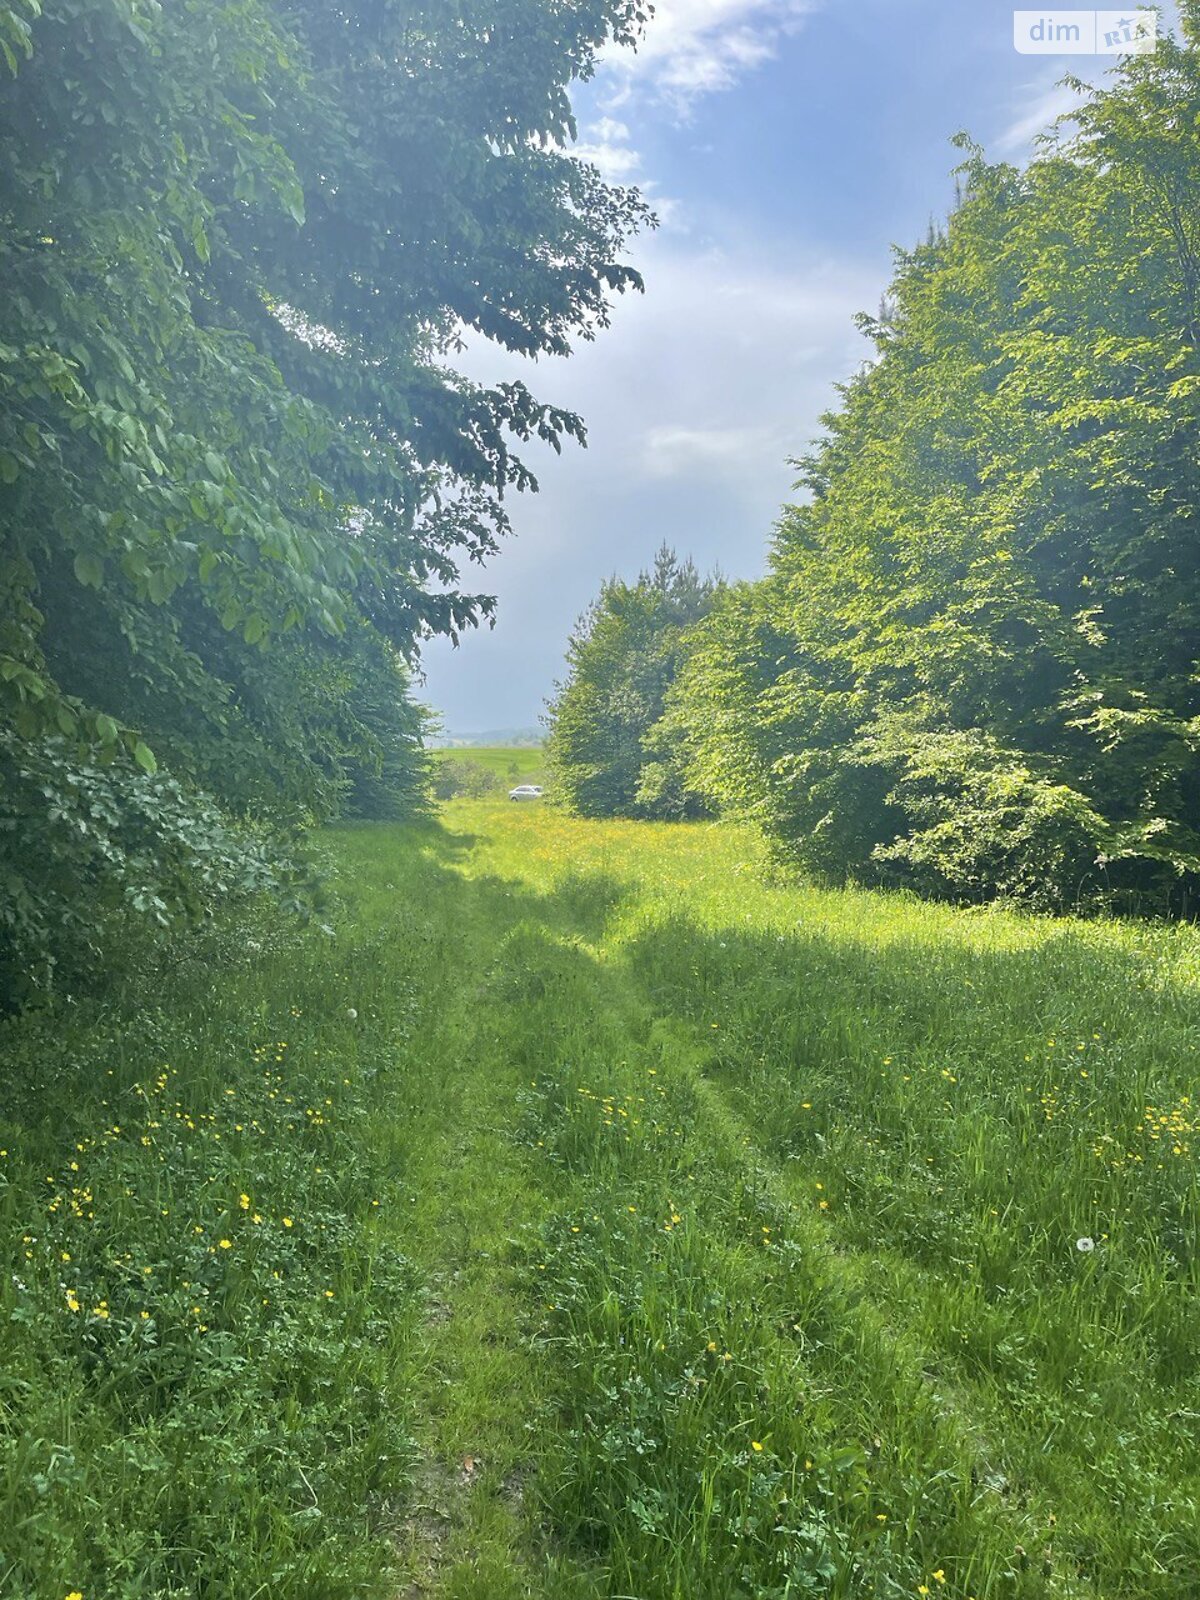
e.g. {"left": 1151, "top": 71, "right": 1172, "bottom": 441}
{"left": 420, "top": 838, "right": 1200, "bottom": 1597}
{"left": 8, "top": 813, "right": 1192, "bottom": 1599}
{"left": 620, "top": 906, "right": 1199, "bottom": 1069}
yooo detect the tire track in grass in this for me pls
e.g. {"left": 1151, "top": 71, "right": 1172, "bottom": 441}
{"left": 619, "top": 907, "right": 1200, "bottom": 1595}
{"left": 345, "top": 811, "right": 1088, "bottom": 1597}
{"left": 474, "top": 912, "right": 1058, "bottom": 1600}
{"left": 333, "top": 822, "right": 603, "bottom": 1600}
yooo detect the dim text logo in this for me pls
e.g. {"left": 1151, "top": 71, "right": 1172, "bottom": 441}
{"left": 1013, "top": 9, "right": 1159, "bottom": 53}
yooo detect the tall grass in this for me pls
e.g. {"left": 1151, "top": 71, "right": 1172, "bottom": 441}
{"left": 0, "top": 851, "right": 441, "bottom": 1598}
{"left": 2, "top": 801, "right": 1196, "bottom": 1597}
{"left": 455, "top": 800, "right": 1200, "bottom": 1598}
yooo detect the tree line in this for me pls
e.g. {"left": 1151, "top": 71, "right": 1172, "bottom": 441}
{"left": 549, "top": 14, "right": 1200, "bottom": 915}
{"left": 0, "top": 0, "right": 649, "bottom": 999}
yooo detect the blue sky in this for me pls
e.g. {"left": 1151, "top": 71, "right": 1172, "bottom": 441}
{"left": 419, "top": 0, "right": 1143, "bottom": 735}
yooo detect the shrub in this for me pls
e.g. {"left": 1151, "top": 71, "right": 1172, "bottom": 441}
{"left": 431, "top": 758, "right": 502, "bottom": 800}
{"left": 0, "top": 731, "right": 310, "bottom": 1005}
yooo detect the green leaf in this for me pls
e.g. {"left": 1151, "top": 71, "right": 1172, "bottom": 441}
{"left": 73, "top": 551, "right": 105, "bottom": 589}
{"left": 133, "top": 740, "right": 158, "bottom": 775}
{"left": 282, "top": 181, "right": 306, "bottom": 226}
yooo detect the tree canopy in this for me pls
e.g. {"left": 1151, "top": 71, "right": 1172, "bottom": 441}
{"left": 670, "top": 16, "right": 1200, "bottom": 912}
{"left": 0, "top": 0, "right": 649, "bottom": 996}
{"left": 546, "top": 545, "right": 718, "bottom": 819}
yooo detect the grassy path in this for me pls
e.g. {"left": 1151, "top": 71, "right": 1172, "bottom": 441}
{"left": 4, "top": 801, "right": 1198, "bottom": 1598}
{"left": 346, "top": 823, "right": 591, "bottom": 1599}
{"left": 346, "top": 802, "right": 1199, "bottom": 1600}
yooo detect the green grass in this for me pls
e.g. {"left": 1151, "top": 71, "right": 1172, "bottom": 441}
{"left": 431, "top": 745, "right": 546, "bottom": 780}
{"left": 2, "top": 801, "right": 1198, "bottom": 1597}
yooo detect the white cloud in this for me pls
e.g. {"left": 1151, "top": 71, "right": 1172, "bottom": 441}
{"left": 642, "top": 423, "right": 768, "bottom": 475}
{"left": 573, "top": 116, "right": 689, "bottom": 230}
{"left": 992, "top": 72, "right": 1091, "bottom": 157}
{"left": 603, "top": 0, "right": 820, "bottom": 117}
{"left": 420, "top": 231, "right": 883, "bottom": 726}
{"left": 595, "top": 243, "right": 876, "bottom": 486}
{"left": 574, "top": 115, "right": 643, "bottom": 180}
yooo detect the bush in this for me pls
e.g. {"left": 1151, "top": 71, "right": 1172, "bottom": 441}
{"left": 859, "top": 723, "right": 1110, "bottom": 909}
{"left": 0, "top": 731, "right": 312, "bottom": 1006}
{"left": 431, "top": 758, "right": 502, "bottom": 800}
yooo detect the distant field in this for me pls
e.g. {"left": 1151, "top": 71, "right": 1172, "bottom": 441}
{"left": 430, "top": 745, "right": 545, "bottom": 780}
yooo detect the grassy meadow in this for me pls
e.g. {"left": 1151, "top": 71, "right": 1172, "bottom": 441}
{"left": 432, "top": 745, "right": 547, "bottom": 781}
{"left": 2, "top": 797, "right": 1198, "bottom": 1598}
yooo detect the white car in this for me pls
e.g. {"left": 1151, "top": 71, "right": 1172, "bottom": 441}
{"left": 508, "top": 784, "right": 543, "bottom": 801}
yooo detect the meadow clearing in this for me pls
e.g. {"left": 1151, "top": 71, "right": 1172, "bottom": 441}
{"left": 444, "top": 745, "right": 547, "bottom": 777}
{"left": 432, "top": 747, "right": 546, "bottom": 783}
{"left": 2, "top": 784, "right": 1198, "bottom": 1598}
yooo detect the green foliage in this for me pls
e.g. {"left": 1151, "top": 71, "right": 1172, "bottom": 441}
{"left": 0, "top": 1, "right": 39, "bottom": 77}
{"left": 0, "top": 0, "right": 648, "bottom": 992}
{"left": 858, "top": 719, "right": 1111, "bottom": 908}
{"left": 340, "top": 665, "right": 431, "bottom": 823}
{"left": 432, "top": 756, "right": 504, "bottom": 801}
{"left": 547, "top": 545, "right": 718, "bottom": 819}
{"left": 0, "top": 728, "right": 315, "bottom": 1002}
{"left": 673, "top": 21, "right": 1200, "bottom": 911}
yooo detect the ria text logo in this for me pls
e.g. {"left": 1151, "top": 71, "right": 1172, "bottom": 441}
{"left": 1013, "top": 9, "right": 1159, "bottom": 53}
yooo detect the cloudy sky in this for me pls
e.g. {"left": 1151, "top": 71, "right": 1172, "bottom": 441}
{"left": 419, "top": 0, "right": 1138, "bottom": 735}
